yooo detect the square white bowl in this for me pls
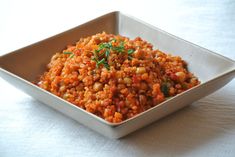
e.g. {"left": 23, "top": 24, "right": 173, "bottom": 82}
{"left": 0, "top": 11, "right": 235, "bottom": 138}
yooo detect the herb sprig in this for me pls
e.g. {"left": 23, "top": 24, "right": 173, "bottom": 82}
{"left": 127, "top": 49, "right": 134, "bottom": 60}
{"left": 63, "top": 51, "right": 74, "bottom": 58}
{"left": 92, "top": 39, "right": 135, "bottom": 70}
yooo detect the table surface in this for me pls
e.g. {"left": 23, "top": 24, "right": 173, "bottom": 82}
{"left": 1, "top": 0, "right": 235, "bottom": 157}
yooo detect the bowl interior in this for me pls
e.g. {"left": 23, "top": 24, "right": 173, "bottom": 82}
{"left": 0, "top": 12, "right": 118, "bottom": 82}
{"left": 118, "top": 13, "right": 235, "bottom": 82}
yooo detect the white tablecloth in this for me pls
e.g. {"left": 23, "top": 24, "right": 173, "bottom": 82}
{"left": 1, "top": 0, "right": 235, "bottom": 156}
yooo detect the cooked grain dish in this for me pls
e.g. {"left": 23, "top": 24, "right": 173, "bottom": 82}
{"left": 37, "top": 32, "right": 200, "bottom": 123}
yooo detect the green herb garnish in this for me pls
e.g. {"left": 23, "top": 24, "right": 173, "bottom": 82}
{"left": 97, "top": 58, "right": 106, "bottom": 66}
{"left": 101, "top": 42, "right": 112, "bottom": 49}
{"left": 92, "top": 57, "right": 110, "bottom": 70}
{"left": 161, "top": 83, "right": 169, "bottom": 96}
{"left": 110, "top": 38, "right": 116, "bottom": 43}
{"left": 112, "top": 41, "right": 125, "bottom": 53}
{"left": 63, "top": 52, "right": 72, "bottom": 54}
{"left": 92, "top": 39, "right": 135, "bottom": 70}
{"left": 63, "top": 51, "right": 74, "bottom": 58}
{"left": 105, "top": 49, "right": 110, "bottom": 58}
{"left": 128, "top": 49, "right": 134, "bottom": 55}
{"left": 97, "top": 58, "right": 110, "bottom": 70}
{"left": 103, "top": 62, "right": 110, "bottom": 70}
{"left": 69, "top": 53, "right": 75, "bottom": 58}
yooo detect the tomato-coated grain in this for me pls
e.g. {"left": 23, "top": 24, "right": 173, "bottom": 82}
{"left": 37, "top": 32, "right": 200, "bottom": 123}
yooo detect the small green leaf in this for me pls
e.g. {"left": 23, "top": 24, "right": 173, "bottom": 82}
{"left": 69, "top": 53, "right": 75, "bottom": 58}
{"left": 128, "top": 49, "right": 135, "bottom": 55}
{"left": 110, "top": 38, "right": 116, "bottom": 43}
{"left": 105, "top": 49, "right": 110, "bottom": 58}
{"left": 63, "top": 52, "right": 72, "bottom": 54}
{"left": 161, "top": 83, "right": 169, "bottom": 96}
{"left": 97, "top": 58, "right": 105, "bottom": 66}
{"left": 112, "top": 41, "right": 125, "bottom": 53}
{"left": 63, "top": 51, "right": 74, "bottom": 58}
{"left": 100, "top": 43, "right": 111, "bottom": 49}
{"left": 91, "top": 57, "right": 98, "bottom": 63}
{"left": 112, "top": 46, "right": 124, "bottom": 53}
{"left": 120, "top": 41, "right": 124, "bottom": 47}
{"left": 103, "top": 62, "right": 110, "bottom": 70}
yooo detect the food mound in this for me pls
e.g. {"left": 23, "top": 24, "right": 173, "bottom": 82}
{"left": 37, "top": 32, "right": 200, "bottom": 123}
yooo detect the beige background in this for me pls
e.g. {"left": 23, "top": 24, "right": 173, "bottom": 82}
{"left": 0, "top": 0, "right": 235, "bottom": 156}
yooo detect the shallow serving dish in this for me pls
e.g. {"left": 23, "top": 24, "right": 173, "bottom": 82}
{"left": 0, "top": 11, "right": 235, "bottom": 139}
